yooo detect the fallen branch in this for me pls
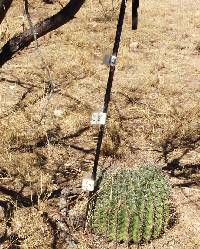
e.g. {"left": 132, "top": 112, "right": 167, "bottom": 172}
{"left": 0, "top": 0, "right": 85, "bottom": 67}
{"left": 0, "top": 0, "right": 13, "bottom": 24}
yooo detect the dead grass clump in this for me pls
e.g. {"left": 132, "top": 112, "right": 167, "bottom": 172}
{"left": 11, "top": 205, "right": 52, "bottom": 249}
{"left": 0, "top": 114, "right": 43, "bottom": 148}
{"left": 102, "top": 122, "right": 122, "bottom": 157}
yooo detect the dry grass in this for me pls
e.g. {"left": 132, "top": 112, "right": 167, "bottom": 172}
{"left": 0, "top": 0, "right": 200, "bottom": 248}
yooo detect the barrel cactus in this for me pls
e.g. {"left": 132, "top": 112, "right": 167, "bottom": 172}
{"left": 89, "top": 165, "right": 171, "bottom": 244}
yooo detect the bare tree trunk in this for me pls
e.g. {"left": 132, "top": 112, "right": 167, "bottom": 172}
{"left": 0, "top": 0, "right": 85, "bottom": 67}
{"left": 0, "top": 0, "right": 13, "bottom": 24}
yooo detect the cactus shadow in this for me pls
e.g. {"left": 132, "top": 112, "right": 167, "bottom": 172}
{"left": 160, "top": 136, "right": 200, "bottom": 185}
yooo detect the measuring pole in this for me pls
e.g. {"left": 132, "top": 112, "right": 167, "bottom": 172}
{"left": 82, "top": 0, "right": 140, "bottom": 193}
{"left": 132, "top": 0, "right": 139, "bottom": 30}
{"left": 92, "top": 0, "right": 128, "bottom": 182}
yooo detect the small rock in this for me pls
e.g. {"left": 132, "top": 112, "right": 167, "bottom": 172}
{"left": 53, "top": 109, "right": 63, "bottom": 117}
{"left": 9, "top": 85, "right": 16, "bottom": 90}
{"left": 130, "top": 41, "right": 139, "bottom": 51}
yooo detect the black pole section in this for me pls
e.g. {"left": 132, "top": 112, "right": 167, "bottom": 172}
{"left": 132, "top": 0, "right": 139, "bottom": 30}
{"left": 92, "top": 0, "right": 127, "bottom": 181}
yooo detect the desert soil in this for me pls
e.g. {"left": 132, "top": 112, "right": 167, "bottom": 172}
{"left": 0, "top": 0, "right": 200, "bottom": 248}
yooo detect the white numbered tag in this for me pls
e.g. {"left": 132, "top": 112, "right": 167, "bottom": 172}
{"left": 91, "top": 112, "right": 107, "bottom": 125}
{"left": 82, "top": 175, "right": 95, "bottom": 192}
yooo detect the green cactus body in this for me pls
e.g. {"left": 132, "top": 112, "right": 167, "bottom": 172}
{"left": 90, "top": 165, "right": 171, "bottom": 244}
{"left": 143, "top": 191, "right": 154, "bottom": 242}
{"left": 107, "top": 208, "right": 117, "bottom": 241}
{"left": 152, "top": 194, "right": 164, "bottom": 239}
{"left": 129, "top": 198, "right": 145, "bottom": 243}
{"left": 117, "top": 200, "right": 129, "bottom": 242}
{"left": 92, "top": 204, "right": 106, "bottom": 235}
{"left": 163, "top": 201, "right": 170, "bottom": 230}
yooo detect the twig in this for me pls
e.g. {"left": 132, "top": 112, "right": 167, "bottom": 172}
{"left": 23, "top": 0, "right": 56, "bottom": 123}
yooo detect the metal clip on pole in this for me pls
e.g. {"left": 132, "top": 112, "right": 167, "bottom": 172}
{"left": 103, "top": 54, "right": 117, "bottom": 66}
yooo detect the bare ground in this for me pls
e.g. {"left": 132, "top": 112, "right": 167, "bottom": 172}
{"left": 0, "top": 0, "right": 200, "bottom": 248}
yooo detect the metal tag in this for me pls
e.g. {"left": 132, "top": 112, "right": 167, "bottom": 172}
{"left": 103, "top": 54, "right": 117, "bottom": 66}
{"left": 82, "top": 174, "right": 95, "bottom": 192}
{"left": 91, "top": 112, "right": 107, "bottom": 125}
{"left": 110, "top": 55, "right": 117, "bottom": 66}
{"left": 103, "top": 54, "right": 111, "bottom": 65}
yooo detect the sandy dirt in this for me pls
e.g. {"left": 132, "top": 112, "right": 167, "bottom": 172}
{"left": 0, "top": 0, "right": 200, "bottom": 248}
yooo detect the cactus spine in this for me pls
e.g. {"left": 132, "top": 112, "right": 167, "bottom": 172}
{"left": 89, "top": 165, "right": 171, "bottom": 243}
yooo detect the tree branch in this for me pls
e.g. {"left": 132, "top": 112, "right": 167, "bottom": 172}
{"left": 0, "top": 0, "right": 85, "bottom": 67}
{"left": 0, "top": 0, "right": 13, "bottom": 24}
